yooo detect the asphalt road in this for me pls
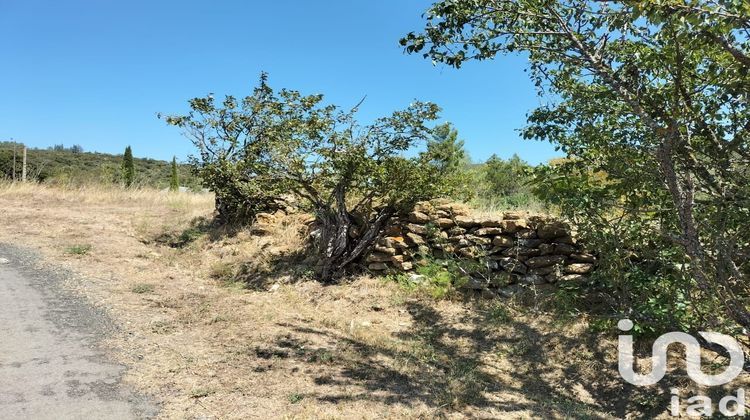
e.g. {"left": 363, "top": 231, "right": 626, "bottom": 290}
{"left": 0, "top": 245, "right": 156, "bottom": 419}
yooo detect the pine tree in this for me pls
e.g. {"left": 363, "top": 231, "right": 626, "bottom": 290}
{"left": 170, "top": 156, "right": 179, "bottom": 192}
{"left": 122, "top": 146, "right": 134, "bottom": 188}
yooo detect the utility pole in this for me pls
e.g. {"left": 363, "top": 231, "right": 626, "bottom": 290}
{"left": 12, "top": 140, "right": 16, "bottom": 182}
{"left": 22, "top": 146, "right": 27, "bottom": 182}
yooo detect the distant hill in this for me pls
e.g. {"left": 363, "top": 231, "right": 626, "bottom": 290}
{"left": 0, "top": 142, "right": 200, "bottom": 189}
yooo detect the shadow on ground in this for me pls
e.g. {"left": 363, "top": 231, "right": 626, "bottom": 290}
{"left": 250, "top": 296, "right": 689, "bottom": 418}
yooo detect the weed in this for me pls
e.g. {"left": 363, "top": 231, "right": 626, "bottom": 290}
{"left": 131, "top": 283, "right": 155, "bottom": 294}
{"left": 388, "top": 259, "right": 458, "bottom": 299}
{"left": 65, "top": 244, "right": 92, "bottom": 256}
{"left": 189, "top": 388, "right": 215, "bottom": 399}
{"left": 287, "top": 393, "right": 304, "bottom": 404}
{"left": 486, "top": 304, "right": 512, "bottom": 324}
{"left": 210, "top": 261, "right": 235, "bottom": 281}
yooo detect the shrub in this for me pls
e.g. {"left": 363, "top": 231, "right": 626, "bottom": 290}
{"left": 162, "top": 74, "right": 454, "bottom": 281}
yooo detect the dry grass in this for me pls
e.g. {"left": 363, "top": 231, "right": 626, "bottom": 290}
{"left": 0, "top": 182, "right": 745, "bottom": 419}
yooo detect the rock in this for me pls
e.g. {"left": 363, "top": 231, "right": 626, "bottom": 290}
{"left": 413, "top": 201, "right": 434, "bottom": 214}
{"left": 554, "top": 243, "right": 577, "bottom": 255}
{"left": 390, "top": 255, "right": 406, "bottom": 264}
{"left": 382, "top": 237, "right": 410, "bottom": 249}
{"left": 457, "top": 237, "right": 471, "bottom": 247}
{"left": 571, "top": 253, "right": 597, "bottom": 263}
{"left": 500, "top": 219, "right": 528, "bottom": 233}
{"left": 417, "top": 245, "right": 431, "bottom": 256}
{"left": 475, "top": 227, "right": 503, "bottom": 236}
{"left": 544, "top": 270, "right": 566, "bottom": 283}
{"left": 460, "top": 277, "right": 488, "bottom": 290}
{"left": 434, "top": 243, "right": 455, "bottom": 254}
{"left": 556, "top": 235, "right": 576, "bottom": 245}
{"left": 448, "top": 226, "right": 467, "bottom": 236}
{"left": 368, "top": 262, "right": 389, "bottom": 271}
{"left": 0, "top": 257, "right": 8, "bottom": 264}
{"left": 501, "top": 247, "right": 541, "bottom": 258}
{"left": 525, "top": 255, "right": 566, "bottom": 269}
{"left": 520, "top": 274, "right": 546, "bottom": 285}
{"left": 409, "top": 211, "right": 431, "bottom": 224}
{"left": 408, "top": 273, "right": 426, "bottom": 283}
{"left": 436, "top": 202, "right": 471, "bottom": 216}
{"left": 495, "top": 257, "right": 528, "bottom": 274}
{"left": 564, "top": 263, "right": 594, "bottom": 274}
{"left": 395, "top": 261, "right": 413, "bottom": 271}
{"left": 435, "top": 218, "right": 454, "bottom": 228}
{"left": 559, "top": 274, "right": 586, "bottom": 283}
{"left": 479, "top": 216, "right": 504, "bottom": 227}
{"left": 455, "top": 215, "right": 479, "bottom": 228}
{"left": 458, "top": 247, "right": 480, "bottom": 259}
{"left": 249, "top": 223, "right": 272, "bottom": 235}
{"left": 466, "top": 235, "right": 492, "bottom": 246}
{"left": 405, "top": 232, "right": 426, "bottom": 246}
{"left": 489, "top": 272, "right": 514, "bottom": 288}
{"left": 374, "top": 245, "right": 397, "bottom": 255}
{"left": 537, "top": 221, "right": 570, "bottom": 239}
{"left": 406, "top": 223, "right": 428, "bottom": 235}
{"left": 529, "top": 266, "right": 557, "bottom": 276}
{"left": 383, "top": 225, "right": 403, "bottom": 236}
{"left": 518, "top": 238, "right": 544, "bottom": 248}
{"left": 502, "top": 211, "right": 525, "bottom": 220}
{"left": 498, "top": 284, "right": 523, "bottom": 298}
{"left": 538, "top": 243, "right": 555, "bottom": 255}
{"left": 367, "top": 252, "right": 393, "bottom": 263}
{"left": 481, "top": 289, "right": 498, "bottom": 300}
{"left": 516, "top": 229, "right": 538, "bottom": 239}
{"left": 492, "top": 236, "right": 514, "bottom": 247}
{"left": 255, "top": 212, "right": 276, "bottom": 224}
{"left": 484, "top": 260, "right": 500, "bottom": 271}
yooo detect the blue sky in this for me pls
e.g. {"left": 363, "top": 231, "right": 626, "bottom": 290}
{"left": 0, "top": 0, "right": 560, "bottom": 165}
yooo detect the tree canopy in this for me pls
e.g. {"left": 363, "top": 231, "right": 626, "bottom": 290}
{"left": 403, "top": 1, "right": 750, "bottom": 331}
{"left": 162, "top": 74, "right": 453, "bottom": 281}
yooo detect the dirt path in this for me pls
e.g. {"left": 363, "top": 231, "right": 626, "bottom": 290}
{"left": 0, "top": 245, "right": 156, "bottom": 419}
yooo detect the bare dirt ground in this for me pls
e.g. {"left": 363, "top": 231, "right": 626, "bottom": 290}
{"left": 0, "top": 183, "right": 744, "bottom": 419}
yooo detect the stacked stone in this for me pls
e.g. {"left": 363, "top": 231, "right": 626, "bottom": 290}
{"left": 365, "top": 200, "right": 596, "bottom": 294}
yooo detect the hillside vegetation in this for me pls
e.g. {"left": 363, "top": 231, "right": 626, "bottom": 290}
{"left": 0, "top": 142, "right": 200, "bottom": 189}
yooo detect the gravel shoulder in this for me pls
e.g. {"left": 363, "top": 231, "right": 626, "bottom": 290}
{"left": 0, "top": 244, "right": 157, "bottom": 419}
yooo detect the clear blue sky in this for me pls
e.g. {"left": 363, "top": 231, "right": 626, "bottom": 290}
{"left": 0, "top": 0, "right": 560, "bottom": 165}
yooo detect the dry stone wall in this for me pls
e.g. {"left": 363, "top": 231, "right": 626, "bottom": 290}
{"left": 365, "top": 200, "right": 596, "bottom": 296}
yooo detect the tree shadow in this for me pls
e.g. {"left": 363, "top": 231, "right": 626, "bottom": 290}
{"left": 148, "top": 216, "right": 250, "bottom": 248}
{"left": 229, "top": 248, "right": 313, "bottom": 291}
{"left": 247, "top": 293, "right": 685, "bottom": 418}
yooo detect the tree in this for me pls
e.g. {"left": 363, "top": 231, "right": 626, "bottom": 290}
{"left": 162, "top": 75, "right": 451, "bottom": 281}
{"left": 403, "top": 1, "right": 750, "bottom": 331}
{"left": 426, "top": 123, "right": 466, "bottom": 175}
{"left": 122, "top": 146, "right": 134, "bottom": 188}
{"left": 484, "top": 154, "right": 529, "bottom": 197}
{"left": 170, "top": 156, "right": 179, "bottom": 192}
{"left": 424, "top": 122, "right": 475, "bottom": 200}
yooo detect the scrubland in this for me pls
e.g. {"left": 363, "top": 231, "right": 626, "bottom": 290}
{"left": 0, "top": 182, "right": 744, "bottom": 419}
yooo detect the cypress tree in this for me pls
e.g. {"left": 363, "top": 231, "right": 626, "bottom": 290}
{"left": 170, "top": 156, "right": 179, "bottom": 192}
{"left": 122, "top": 146, "right": 134, "bottom": 188}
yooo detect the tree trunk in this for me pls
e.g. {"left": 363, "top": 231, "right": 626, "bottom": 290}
{"left": 315, "top": 186, "right": 396, "bottom": 282}
{"left": 657, "top": 140, "right": 750, "bottom": 330}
